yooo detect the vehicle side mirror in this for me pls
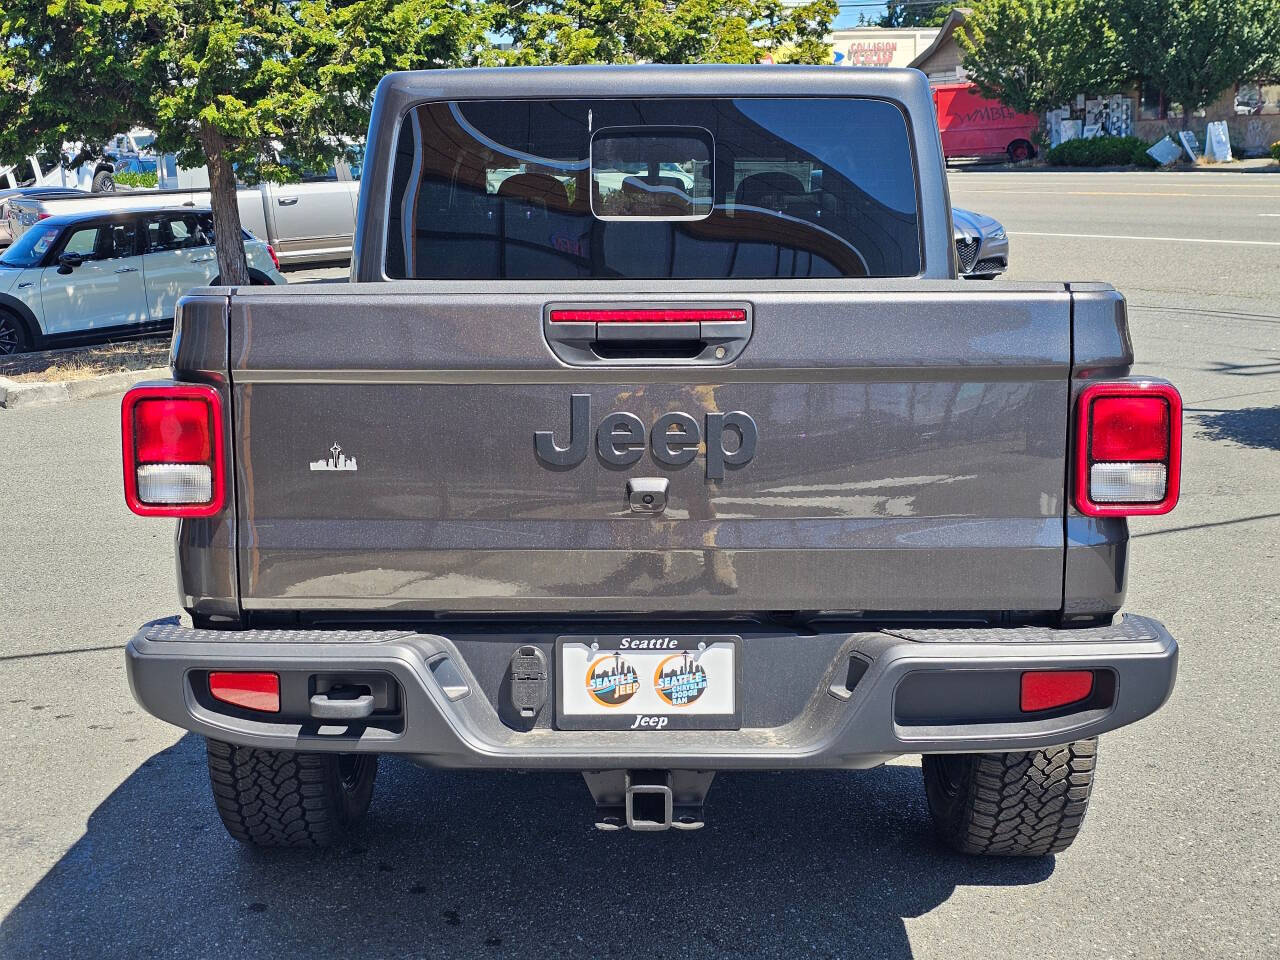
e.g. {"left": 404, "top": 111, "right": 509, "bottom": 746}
{"left": 57, "top": 252, "right": 83, "bottom": 274}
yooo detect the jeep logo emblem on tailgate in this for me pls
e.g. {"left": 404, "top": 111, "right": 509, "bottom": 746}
{"left": 535, "top": 394, "right": 757, "bottom": 480}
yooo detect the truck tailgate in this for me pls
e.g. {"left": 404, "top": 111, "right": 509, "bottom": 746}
{"left": 226, "top": 282, "right": 1071, "bottom": 615}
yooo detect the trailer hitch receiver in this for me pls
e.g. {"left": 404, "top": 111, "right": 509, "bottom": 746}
{"left": 583, "top": 770, "right": 715, "bottom": 831}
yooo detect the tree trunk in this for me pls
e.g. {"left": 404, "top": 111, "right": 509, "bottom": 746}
{"left": 198, "top": 121, "right": 251, "bottom": 287}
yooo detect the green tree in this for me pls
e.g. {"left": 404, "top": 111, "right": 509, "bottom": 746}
{"left": 959, "top": 0, "right": 1126, "bottom": 116}
{"left": 1109, "top": 0, "right": 1280, "bottom": 124}
{"left": 0, "top": 0, "right": 487, "bottom": 284}
{"left": 2, "top": 0, "right": 835, "bottom": 284}
{"left": 486, "top": 0, "right": 837, "bottom": 66}
{"left": 879, "top": 2, "right": 963, "bottom": 28}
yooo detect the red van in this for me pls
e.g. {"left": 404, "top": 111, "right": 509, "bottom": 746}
{"left": 932, "top": 82, "right": 1039, "bottom": 162}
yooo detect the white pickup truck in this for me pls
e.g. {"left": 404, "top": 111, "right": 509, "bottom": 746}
{"left": 6, "top": 160, "right": 359, "bottom": 266}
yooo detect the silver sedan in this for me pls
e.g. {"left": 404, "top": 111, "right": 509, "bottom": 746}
{"left": 952, "top": 207, "right": 1009, "bottom": 279}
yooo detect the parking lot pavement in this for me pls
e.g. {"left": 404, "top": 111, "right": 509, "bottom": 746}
{"left": 1, "top": 170, "right": 1278, "bottom": 959}
{"left": 281, "top": 263, "right": 348, "bottom": 284}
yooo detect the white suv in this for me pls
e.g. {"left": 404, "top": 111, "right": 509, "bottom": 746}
{"left": 0, "top": 207, "right": 286, "bottom": 354}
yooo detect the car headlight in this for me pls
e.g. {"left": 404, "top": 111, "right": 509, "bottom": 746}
{"left": 990, "top": 227, "right": 1007, "bottom": 241}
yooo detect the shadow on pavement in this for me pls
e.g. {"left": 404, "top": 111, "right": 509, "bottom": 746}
{"left": 1, "top": 735, "right": 1053, "bottom": 959}
{"left": 1190, "top": 405, "right": 1280, "bottom": 451}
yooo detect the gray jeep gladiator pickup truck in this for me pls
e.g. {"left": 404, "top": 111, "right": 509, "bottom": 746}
{"left": 123, "top": 66, "right": 1182, "bottom": 855}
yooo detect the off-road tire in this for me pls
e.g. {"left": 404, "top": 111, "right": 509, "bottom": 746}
{"left": 922, "top": 739, "right": 1097, "bottom": 856}
{"left": 206, "top": 739, "right": 378, "bottom": 848}
{"left": 91, "top": 169, "right": 116, "bottom": 193}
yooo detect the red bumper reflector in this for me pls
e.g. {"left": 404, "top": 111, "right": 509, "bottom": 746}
{"left": 549, "top": 308, "right": 746, "bottom": 323}
{"left": 1020, "top": 670, "right": 1094, "bottom": 712}
{"left": 209, "top": 672, "right": 280, "bottom": 713}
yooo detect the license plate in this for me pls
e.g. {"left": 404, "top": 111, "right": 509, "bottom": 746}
{"left": 556, "top": 635, "right": 741, "bottom": 730}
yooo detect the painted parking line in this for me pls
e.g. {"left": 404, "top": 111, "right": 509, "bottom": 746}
{"left": 1011, "top": 231, "right": 1280, "bottom": 247}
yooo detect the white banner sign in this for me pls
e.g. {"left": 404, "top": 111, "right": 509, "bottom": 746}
{"left": 1205, "top": 121, "right": 1232, "bottom": 162}
{"left": 1178, "top": 131, "right": 1201, "bottom": 162}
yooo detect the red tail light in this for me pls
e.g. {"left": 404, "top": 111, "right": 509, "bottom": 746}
{"left": 549, "top": 308, "right": 746, "bottom": 323}
{"left": 37, "top": 212, "right": 51, "bottom": 221}
{"left": 1021, "top": 670, "right": 1094, "bottom": 712}
{"left": 209, "top": 672, "right": 280, "bottom": 713}
{"left": 122, "top": 384, "right": 225, "bottom": 517}
{"left": 266, "top": 244, "right": 280, "bottom": 270}
{"left": 1075, "top": 381, "right": 1181, "bottom": 517}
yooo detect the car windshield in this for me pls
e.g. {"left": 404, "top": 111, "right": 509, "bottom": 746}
{"left": 0, "top": 222, "right": 60, "bottom": 268}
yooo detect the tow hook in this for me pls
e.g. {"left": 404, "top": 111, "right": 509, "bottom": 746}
{"left": 583, "top": 770, "right": 715, "bottom": 831}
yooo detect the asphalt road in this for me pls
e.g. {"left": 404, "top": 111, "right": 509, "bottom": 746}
{"left": 1, "top": 169, "right": 1278, "bottom": 959}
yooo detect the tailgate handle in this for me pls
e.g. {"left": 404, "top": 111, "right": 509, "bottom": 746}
{"left": 310, "top": 691, "right": 374, "bottom": 720}
{"left": 545, "top": 304, "right": 752, "bottom": 366}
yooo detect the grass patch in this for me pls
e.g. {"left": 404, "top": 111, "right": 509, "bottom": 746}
{"left": 3, "top": 339, "right": 169, "bottom": 382}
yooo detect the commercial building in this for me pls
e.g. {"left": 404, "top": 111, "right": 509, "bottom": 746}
{"left": 829, "top": 26, "right": 940, "bottom": 70}
{"left": 831, "top": 8, "right": 1280, "bottom": 157}
{"left": 830, "top": 10, "right": 970, "bottom": 82}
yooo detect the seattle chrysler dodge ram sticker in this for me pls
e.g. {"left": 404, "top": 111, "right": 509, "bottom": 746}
{"left": 654, "top": 652, "right": 709, "bottom": 706}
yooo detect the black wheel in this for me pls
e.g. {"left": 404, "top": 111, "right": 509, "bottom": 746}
{"left": 206, "top": 739, "right": 378, "bottom": 848}
{"left": 0, "top": 310, "right": 32, "bottom": 355}
{"left": 922, "top": 739, "right": 1097, "bottom": 856}
{"left": 1007, "top": 139, "right": 1034, "bottom": 163}
{"left": 91, "top": 169, "right": 116, "bottom": 193}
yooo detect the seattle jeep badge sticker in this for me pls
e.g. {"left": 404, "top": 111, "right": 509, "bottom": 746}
{"left": 310, "top": 441, "right": 358, "bottom": 472}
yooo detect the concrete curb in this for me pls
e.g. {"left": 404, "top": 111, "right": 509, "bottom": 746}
{"left": 0, "top": 366, "right": 169, "bottom": 411}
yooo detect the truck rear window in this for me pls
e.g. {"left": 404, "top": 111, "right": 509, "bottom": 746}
{"left": 385, "top": 98, "right": 920, "bottom": 280}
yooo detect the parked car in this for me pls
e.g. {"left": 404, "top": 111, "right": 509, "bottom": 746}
{"left": 952, "top": 206, "right": 1009, "bottom": 278}
{"left": 0, "top": 187, "right": 88, "bottom": 247}
{"left": 123, "top": 66, "right": 1181, "bottom": 857}
{"left": 933, "top": 82, "right": 1039, "bottom": 163}
{"left": 0, "top": 206, "right": 284, "bottom": 355}
{"left": 6, "top": 163, "right": 358, "bottom": 266}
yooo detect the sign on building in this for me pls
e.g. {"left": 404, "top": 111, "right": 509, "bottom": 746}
{"left": 846, "top": 41, "right": 898, "bottom": 66}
